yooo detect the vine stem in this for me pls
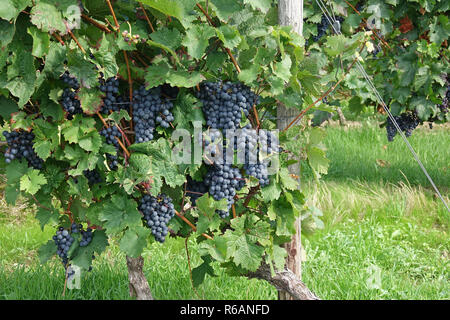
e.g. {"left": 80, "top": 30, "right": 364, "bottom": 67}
{"left": 106, "top": 0, "right": 120, "bottom": 29}
{"left": 231, "top": 204, "right": 237, "bottom": 219}
{"left": 139, "top": 2, "right": 155, "bottom": 33}
{"left": 66, "top": 28, "right": 86, "bottom": 54}
{"left": 195, "top": 3, "right": 241, "bottom": 73}
{"left": 185, "top": 238, "right": 202, "bottom": 299}
{"left": 81, "top": 14, "right": 112, "bottom": 33}
{"left": 175, "top": 210, "right": 213, "bottom": 240}
{"left": 283, "top": 42, "right": 365, "bottom": 132}
{"left": 52, "top": 33, "right": 65, "bottom": 46}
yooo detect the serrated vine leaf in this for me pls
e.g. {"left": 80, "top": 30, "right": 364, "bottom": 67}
{"left": 99, "top": 194, "right": 142, "bottom": 234}
{"left": 38, "top": 240, "right": 57, "bottom": 264}
{"left": 182, "top": 25, "right": 215, "bottom": 59}
{"left": 119, "top": 226, "right": 150, "bottom": 258}
{"left": 0, "top": 0, "right": 31, "bottom": 21}
{"left": 20, "top": 170, "right": 47, "bottom": 195}
{"left": 30, "top": 1, "right": 66, "bottom": 34}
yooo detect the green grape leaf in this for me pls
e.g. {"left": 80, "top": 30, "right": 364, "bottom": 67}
{"left": 210, "top": 0, "right": 242, "bottom": 21}
{"left": 38, "top": 240, "right": 57, "bottom": 264}
{"left": 30, "top": 0, "right": 66, "bottom": 33}
{"left": 0, "top": 0, "right": 31, "bottom": 21}
{"left": 216, "top": 25, "right": 241, "bottom": 49}
{"left": 243, "top": 0, "right": 271, "bottom": 13}
{"left": 99, "top": 194, "right": 142, "bottom": 234}
{"left": 182, "top": 25, "right": 215, "bottom": 59}
{"left": 192, "top": 256, "right": 215, "bottom": 287}
{"left": 27, "top": 26, "right": 50, "bottom": 58}
{"left": 166, "top": 69, "right": 205, "bottom": 88}
{"left": 119, "top": 226, "right": 150, "bottom": 258}
{"left": 150, "top": 27, "right": 182, "bottom": 51}
{"left": 20, "top": 170, "right": 47, "bottom": 195}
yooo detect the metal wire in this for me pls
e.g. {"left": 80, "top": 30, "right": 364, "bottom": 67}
{"left": 314, "top": 0, "right": 449, "bottom": 212}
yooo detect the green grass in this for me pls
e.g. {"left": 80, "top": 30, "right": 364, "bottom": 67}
{"left": 0, "top": 121, "right": 448, "bottom": 300}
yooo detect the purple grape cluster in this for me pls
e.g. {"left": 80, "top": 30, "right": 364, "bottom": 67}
{"left": 100, "top": 126, "right": 121, "bottom": 149}
{"left": 83, "top": 169, "right": 103, "bottom": 186}
{"left": 53, "top": 227, "right": 75, "bottom": 266}
{"left": 139, "top": 194, "right": 176, "bottom": 243}
{"left": 186, "top": 177, "right": 209, "bottom": 206}
{"left": 313, "top": 15, "right": 330, "bottom": 41}
{"left": 99, "top": 77, "right": 129, "bottom": 114}
{"left": 386, "top": 112, "right": 420, "bottom": 141}
{"left": 132, "top": 85, "right": 175, "bottom": 143}
{"left": 196, "top": 81, "right": 259, "bottom": 130}
{"left": 203, "top": 164, "right": 245, "bottom": 218}
{"left": 61, "top": 71, "right": 80, "bottom": 90}
{"left": 3, "top": 130, "right": 44, "bottom": 169}
{"left": 70, "top": 223, "right": 93, "bottom": 247}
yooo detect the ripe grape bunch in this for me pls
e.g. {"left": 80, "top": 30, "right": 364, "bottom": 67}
{"left": 100, "top": 125, "right": 121, "bottom": 149}
{"left": 186, "top": 177, "right": 209, "bottom": 206}
{"left": 204, "top": 164, "right": 245, "bottom": 218}
{"left": 61, "top": 71, "right": 80, "bottom": 90}
{"left": 60, "top": 72, "right": 83, "bottom": 119}
{"left": 53, "top": 227, "right": 75, "bottom": 266}
{"left": 197, "top": 81, "right": 259, "bottom": 130}
{"left": 99, "top": 77, "right": 129, "bottom": 114}
{"left": 100, "top": 125, "right": 122, "bottom": 170}
{"left": 234, "top": 126, "right": 276, "bottom": 187}
{"left": 313, "top": 15, "right": 330, "bottom": 42}
{"left": 386, "top": 112, "right": 420, "bottom": 141}
{"left": 139, "top": 194, "right": 176, "bottom": 243}
{"left": 71, "top": 223, "right": 93, "bottom": 247}
{"left": 132, "top": 86, "right": 175, "bottom": 143}
{"left": 3, "top": 130, "right": 44, "bottom": 169}
{"left": 83, "top": 169, "right": 103, "bottom": 186}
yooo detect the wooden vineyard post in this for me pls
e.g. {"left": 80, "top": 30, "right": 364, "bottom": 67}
{"left": 277, "top": 0, "right": 304, "bottom": 300}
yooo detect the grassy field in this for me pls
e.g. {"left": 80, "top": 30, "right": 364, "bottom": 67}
{"left": 0, "top": 121, "right": 448, "bottom": 300}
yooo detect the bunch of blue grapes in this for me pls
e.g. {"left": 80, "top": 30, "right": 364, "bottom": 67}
{"left": 70, "top": 223, "right": 93, "bottom": 247}
{"left": 83, "top": 169, "right": 102, "bottom": 186}
{"left": 234, "top": 126, "right": 275, "bottom": 187}
{"left": 100, "top": 126, "right": 121, "bottom": 149}
{"left": 53, "top": 227, "right": 75, "bottom": 266}
{"left": 139, "top": 194, "right": 176, "bottom": 243}
{"left": 234, "top": 126, "right": 258, "bottom": 165}
{"left": 313, "top": 15, "right": 330, "bottom": 41}
{"left": 186, "top": 176, "right": 209, "bottom": 206}
{"left": 203, "top": 130, "right": 224, "bottom": 161}
{"left": 106, "top": 153, "right": 119, "bottom": 171}
{"left": 197, "top": 81, "right": 259, "bottom": 130}
{"left": 61, "top": 88, "right": 83, "bottom": 119}
{"left": 61, "top": 71, "right": 80, "bottom": 90}
{"left": 244, "top": 163, "right": 270, "bottom": 187}
{"left": 386, "top": 112, "right": 420, "bottom": 141}
{"left": 59, "top": 71, "right": 83, "bottom": 119}
{"left": 99, "top": 77, "right": 129, "bottom": 114}
{"left": 3, "top": 130, "right": 44, "bottom": 169}
{"left": 204, "top": 164, "right": 245, "bottom": 218}
{"left": 132, "top": 86, "right": 175, "bottom": 143}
